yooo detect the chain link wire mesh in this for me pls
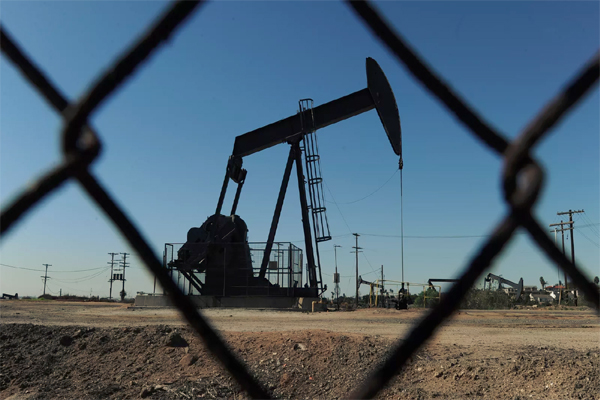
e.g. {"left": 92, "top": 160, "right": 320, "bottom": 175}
{"left": 1, "top": 1, "right": 598, "bottom": 398}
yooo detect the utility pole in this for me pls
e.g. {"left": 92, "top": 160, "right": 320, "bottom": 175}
{"left": 550, "top": 220, "right": 570, "bottom": 290}
{"left": 41, "top": 264, "right": 51, "bottom": 295}
{"left": 557, "top": 209, "right": 584, "bottom": 290}
{"left": 380, "top": 265, "right": 384, "bottom": 308}
{"left": 120, "top": 253, "right": 130, "bottom": 302}
{"left": 108, "top": 253, "right": 118, "bottom": 300}
{"left": 561, "top": 221, "right": 566, "bottom": 256}
{"left": 352, "top": 233, "right": 362, "bottom": 308}
{"left": 553, "top": 227, "right": 559, "bottom": 283}
{"left": 334, "top": 244, "right": 341, "bottom": 310}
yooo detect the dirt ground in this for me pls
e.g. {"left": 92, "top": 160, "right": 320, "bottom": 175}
{"left": 0, "top": 301, "right": 598, "bottom": 399}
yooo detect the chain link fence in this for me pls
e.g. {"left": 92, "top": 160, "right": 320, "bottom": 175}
{"left": 1, "top": 1, "right": 598, "bottom": 398}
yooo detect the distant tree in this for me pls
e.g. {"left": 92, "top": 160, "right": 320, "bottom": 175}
{"left": 539, "top": 276, "right": 546, "bottom": 290}
{"left": 459, "top": 289, "right": 513, "bottom": 310}
{"left": 413, "top": 287, "right": 440, "bottom": 308}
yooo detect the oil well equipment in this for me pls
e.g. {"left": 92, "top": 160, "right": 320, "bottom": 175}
{"left": 163, "top": 58, "right": 403, "bottom": 306}
{"left": 484, "top": 273, "right": 524, "bottom": 301}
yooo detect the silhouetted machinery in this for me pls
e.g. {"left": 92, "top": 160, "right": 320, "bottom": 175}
{"left": 385, "top": 286, "right": 409, "bottom": 310}
{"left": 484, "top": 273, "right": 524, "bottom": 300}
{"left": 357, "top": 276, "right": 383, "bottom": 307}
{"left": 170, "top": 58, "right": 402, "bottom": 298}
{"left": 358, "top": 276, "right": 411, "bottom": 310}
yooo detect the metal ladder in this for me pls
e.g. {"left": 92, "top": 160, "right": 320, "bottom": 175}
{"left": 298, "top": 99, "right": 332, "bottom": 244}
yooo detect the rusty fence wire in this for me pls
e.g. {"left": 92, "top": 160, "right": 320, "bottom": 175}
{"left": 1, "top": 1, "right": 598, "bottom": 398}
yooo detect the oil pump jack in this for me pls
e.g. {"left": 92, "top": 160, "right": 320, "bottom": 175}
{"left": 358, "top": 276, "right": 383, "bottom": 306}
{"left": 358, "top": 276, "right": 410, "bottom": 310}
{"left": 171, "top": 58, "right": 402, "bottom": 299}
{"left": 484, "top": 273, "right": 524, "bottom": 301}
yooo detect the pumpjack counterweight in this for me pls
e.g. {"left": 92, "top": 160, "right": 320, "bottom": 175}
{"left": 169, "top": 58, "right": 402, "bottom": 299}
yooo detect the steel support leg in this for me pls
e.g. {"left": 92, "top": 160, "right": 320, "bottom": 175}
{"left": 292, "top": 142, "right": 318, "bottom": 288}
{"left": 215, "top": 164, "right": 230, "bottom": 217}
{"left": 230, "top": 178, "right": 245, "bottom": 216}
{"left": 259, "top": 147, "right": 295, "bottom": 279}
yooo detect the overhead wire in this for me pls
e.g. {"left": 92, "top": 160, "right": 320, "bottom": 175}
{"left": 52, "top": 268, "right": 110, "bottom": 284}
{"left": 43, "top": 283, "right": 58, "bottom": 295}
{"left": 576, "top": 228, "right": 600, "bottom": 249}
{"left": 52, "top": 282, "right": 95, "bottom": 295}
{"left": 324, "top": 169, "right": 398, "bottom": 205}
{"left": 358, "top": 224, "right": 600, "bottom": 239}
{"left": 360, "top": 251, "right": 379, "bottom": 275}
{"left": 1, "top": 263, "right": 46, "bottom": 272}
{"left": 360, "top": 233, "right": 491, "bottom": 239}
{"left": 323, "top": 180, "right": 354, "bottom": 234}
{"left": 582, "top": 212, "right": 599, "bottom": 237}
{"left": 289, "top": 233, "right": 353, "bottom": 244}
{"left": 0, "top": 263, "right": 109, "bottom": 273}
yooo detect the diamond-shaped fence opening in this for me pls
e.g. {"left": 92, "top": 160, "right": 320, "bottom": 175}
{"left": 1, "top": 1, "right": 598, "bottom": 398}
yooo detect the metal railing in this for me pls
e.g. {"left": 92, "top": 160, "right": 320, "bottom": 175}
{"left": 1, "top": 1, "right": 598, "bottom": 398}
{"left": 164, "top": 242, "right": 303, "bottom": 296}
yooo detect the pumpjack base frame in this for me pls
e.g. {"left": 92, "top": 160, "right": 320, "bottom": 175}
{"left": 134, "top": 294, "right": 320, "bottom": 310}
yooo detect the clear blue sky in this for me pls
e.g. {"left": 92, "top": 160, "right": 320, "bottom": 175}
{"left": 1, "top": 1, "right": 598, "bottom": 298}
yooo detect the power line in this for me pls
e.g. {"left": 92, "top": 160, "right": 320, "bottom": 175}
{"left": 323, "top": 180, "right": 354, "bottom": 234}
{"left": 324, "top": 169, "right": 398, "bottom": 205}
{"left": 52, "top": 268, "right": 110, "bottom": 284}
{"left": 53, "top": 282, "right": 96, "bottom": 296}
{"left": 0, "top": 263, "right": 108, "bottom": 273}
{"left": 0, "top": 263, "right": 45, "bottom": 272}
{"left": 578, "top": 223, "right": 600, "bottom": 229}
{"left": 360, "top": 233, "right": 489, "bottom": 239}
{"left": 577, "top": 228, "right": 600, "bottom": 249}
{"left": 322, "top": 269, "right": 378, "bottom": 278}
{"left": 582, "top": 212, "right": 599, "bottom": 237}
{"left": 44, "top": 283, "right": 58, "bottom": 295}
{"left": 289, "top": 233, "right": 353, "bottom": 243}
{"left": 361, "top": 251, "right": 378, "bottom": 275}
{"left": 359, "top": 224, "right": 600, "bottom": 239}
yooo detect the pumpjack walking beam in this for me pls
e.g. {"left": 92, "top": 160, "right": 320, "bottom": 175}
{"left": 231, "top": 58, "right": 401, "bottom": 159}
{"left": 216, "top": 58, "right": 403, "bottom": 292}
{"left": 428, "top": 279, "right": 460, "bottom": 287}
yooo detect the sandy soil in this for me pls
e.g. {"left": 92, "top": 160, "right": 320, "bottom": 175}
{"left": 0, "top": 300, "right": 598, "bottom": 399}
